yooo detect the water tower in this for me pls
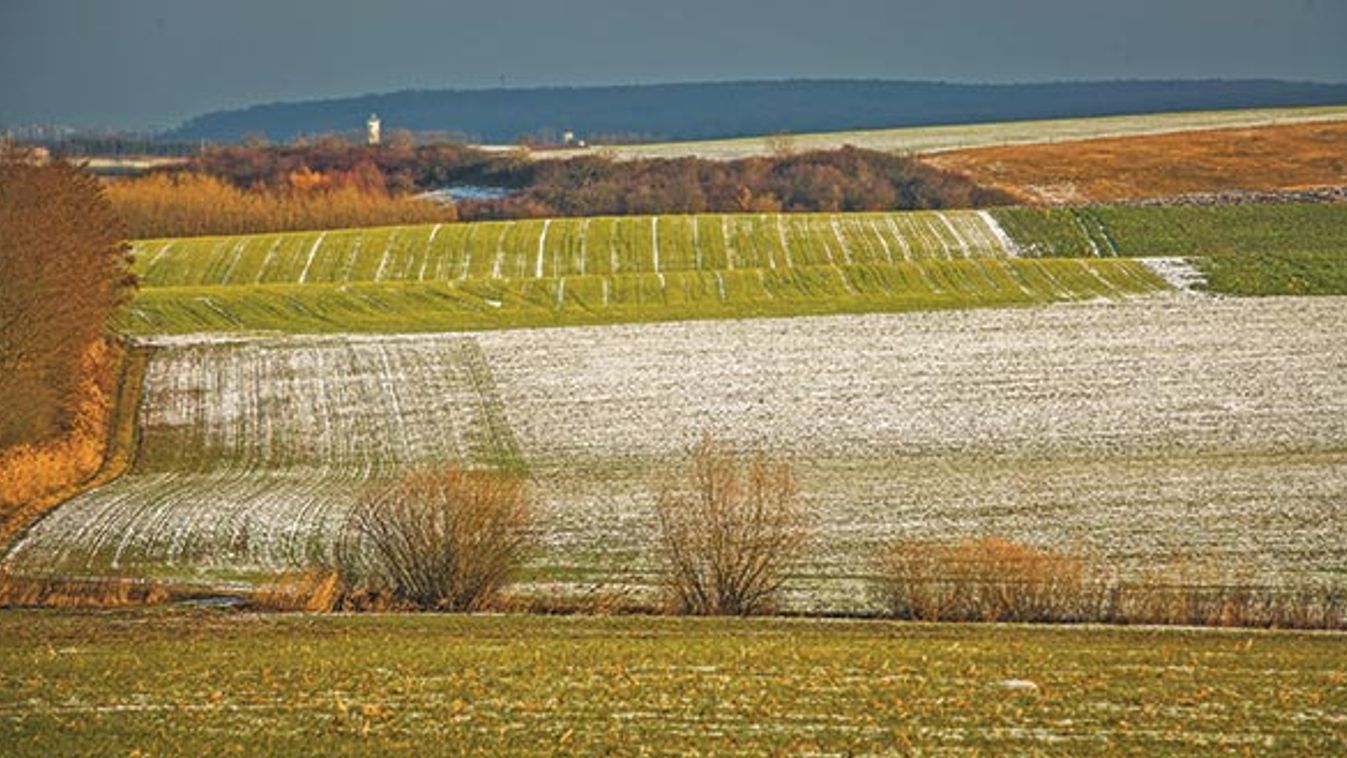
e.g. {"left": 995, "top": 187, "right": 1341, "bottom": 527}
{"left": 366, "top": 113, "right": 381, "bottom": 146}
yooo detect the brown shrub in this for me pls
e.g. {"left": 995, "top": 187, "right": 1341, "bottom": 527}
{"left": 655, "top": 434, "right": 809, "bottom": 616}
{"left": 872, "top": 537, "right": 1347, "bottom": 629}
{"left": 872, "top": 537, "right": 1094, "bottom": 623}
{"left": 335, "top": 467, "right": 533, "bottom": 611}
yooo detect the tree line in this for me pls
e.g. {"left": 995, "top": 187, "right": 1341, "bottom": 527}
{"left": 110, "top": 141, "right": 1014, "bottom": 237}
{"left": 0, "top": 150, "right": 135, "bottom": 447}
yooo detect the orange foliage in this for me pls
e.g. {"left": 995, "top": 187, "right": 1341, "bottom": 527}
{"left": 105, "top": 172, "right": 455, "bottom": 238}
{"left": 924, "top": 119, "right": 1347, "bottom": 204}
{"left": 0, "top": 340, "right": 119, "bottom": 522}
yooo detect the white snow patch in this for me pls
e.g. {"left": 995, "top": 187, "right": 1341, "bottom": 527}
{"left": 1140, "top": 257, "right": 1207, "bottom": 294}
{"left": 978, "top": 210, "right": 1021, "bottom": 257}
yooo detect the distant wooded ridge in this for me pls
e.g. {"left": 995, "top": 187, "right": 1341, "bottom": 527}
{"left": 164, "top": 79, "right": 1347, "bottom": 145}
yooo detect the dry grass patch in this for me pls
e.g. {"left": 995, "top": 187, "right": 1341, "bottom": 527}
{"left": 872, "top": 537, "right": 1092, "bottom": 622}
{"left": 926, "top": 120, "right": 1347, "bottom": 203}
{"left": 0, "top": 340, "right": 147, "bottom": 548}
{"left": 0, "top": 571, "right": 171, "bottom": 609}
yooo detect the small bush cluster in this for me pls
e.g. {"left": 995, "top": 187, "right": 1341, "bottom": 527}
{"left": 231, "top": 444, "right": 1346, "bottom": 629}
{"left": 333, "top": 467, "right": 534, "bottom": 612}
{"left": 871, "top": 538, "right": 1346, "bottom": 629}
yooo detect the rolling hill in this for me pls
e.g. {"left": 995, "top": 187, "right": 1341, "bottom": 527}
{"left": 165, "top": 79, "right": 1347, "bottom": 145}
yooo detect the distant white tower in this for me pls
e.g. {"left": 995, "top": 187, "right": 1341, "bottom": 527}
{"left": 366, "top": 113, "right": 381, "bottom": 146}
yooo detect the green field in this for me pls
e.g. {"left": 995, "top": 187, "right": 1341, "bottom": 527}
{"left": 121, "top": 210, "right": 1170, "bottom": 334}
{"left": 531, "top": 104, "right": 1347, "bottom": 160}
{"left": 121, "top": 204, "right": 1347, "bottom": 338}
{"left": 1194, "top": 249, "right": 1347, "bottom": 296}
{"left": 1, "top": 610, "right": 1343, "bottom": 754}
{"left": 124, "top": 260, "right": 1160, "bottom": 334}
{"left": 993, "top": 203, "right": 1347, "bottom": 258}
{"left": 132, "top": 211, "right": 1026, "bottom": 286}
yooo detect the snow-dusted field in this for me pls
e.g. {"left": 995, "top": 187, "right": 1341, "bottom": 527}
{"left": 9, "top": 296, "right": 1347, "bottom": 609}
{"left": 5, "top": 336, "right": 520, "bottom": 575}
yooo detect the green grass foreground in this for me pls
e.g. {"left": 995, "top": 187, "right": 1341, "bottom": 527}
{"left": 0, "top": 611, "right": 1343, "bottom": 754}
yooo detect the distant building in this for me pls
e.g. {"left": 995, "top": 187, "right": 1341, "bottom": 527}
{"left": 367, "top": 113, "right": 381, "bottom": 146}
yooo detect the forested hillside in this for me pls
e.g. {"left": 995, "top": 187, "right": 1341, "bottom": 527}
{"left": 166, "top": 79, "right": 1347, "bottom": 144}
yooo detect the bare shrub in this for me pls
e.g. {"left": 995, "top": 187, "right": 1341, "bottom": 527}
{"left": 872, "top": 537, "right": 1347, "bottom": 629}
{"left": 655, "top": 434, "right": 808, "bottom": 616}
{"left": 335, "top": 467, "right": 533, "bottom": 611}
{"left": 872, "top": 537, "right": 1094, "bottom": 623}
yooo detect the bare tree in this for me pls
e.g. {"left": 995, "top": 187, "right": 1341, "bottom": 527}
{"left": 655, "top": 434, "right": 808, "bottom": 615}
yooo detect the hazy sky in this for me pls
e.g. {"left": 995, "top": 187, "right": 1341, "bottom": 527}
{"left": 2, "top": 0, "right": 1345, "bottom": 131}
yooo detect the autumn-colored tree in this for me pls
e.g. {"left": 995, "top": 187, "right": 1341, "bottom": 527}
{"left": 106, "top": 172, "right": 454, "bottom": 238}
{"left": 0, "top": 150, "right": 136, "bottom": 446}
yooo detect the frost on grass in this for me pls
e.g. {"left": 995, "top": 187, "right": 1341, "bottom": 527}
{"left": 10, "top": 297, "right": 1347, "bottom": 610}
{"left": 5, "top": 336, "right": 522, "bottom": 576}
{"left": 1140, "top": 257, "right": 1207, "bottom": 294}
{"left": 474, "top": 295, "right": 1347, "bottom": 607}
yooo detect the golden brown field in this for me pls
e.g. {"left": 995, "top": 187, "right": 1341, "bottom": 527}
{"left": 924, "top": 120, "right": 1347, "bottom": 204}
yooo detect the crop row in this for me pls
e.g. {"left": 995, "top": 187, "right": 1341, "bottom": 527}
{"left": 119, "top": 258, "right": 1163, "bottom": 335}
{"left": 132, "top": 211, "right": 1023, "bottom": 287}
{"left": 5, "top": 336, "right": 521, "bottom": 573}
{"left": 13, "top": 297, "right": 1347, "bottom": 608}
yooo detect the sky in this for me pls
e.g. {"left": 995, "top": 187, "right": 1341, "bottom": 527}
{"left": 2, "top": 0, "right": 1345, "bottom": 132}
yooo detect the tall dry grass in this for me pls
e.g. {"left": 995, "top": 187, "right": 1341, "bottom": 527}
{"left": 335, "top": 467, "right": 533, "bottom": 611}
{"left": 871, "top": 537, "right": 1091, "bottom": 623}
{"left": 105, "top": 172, "right": 454, "bottom": 238}
{"left": 0, "top": 571, "right": 171, "bottom": 609}
{"left": 871, "top": 537, "right": 1346, "bottom": 629}
{"left": 655, "top": 434, "right": 809, "bottom": 616}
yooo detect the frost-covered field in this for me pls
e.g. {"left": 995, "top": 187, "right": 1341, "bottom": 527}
{"left": 5, "top": 336, "right": 521, "bottom": 577}
{"left": 478, "top": 295, "right": 1347, "bottom": 606}
{"left": 531, "top": 105, "right": 1347, "bottom": 161}
{"left": 9, "top": 296, "right": 1347, "bottom": 609}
